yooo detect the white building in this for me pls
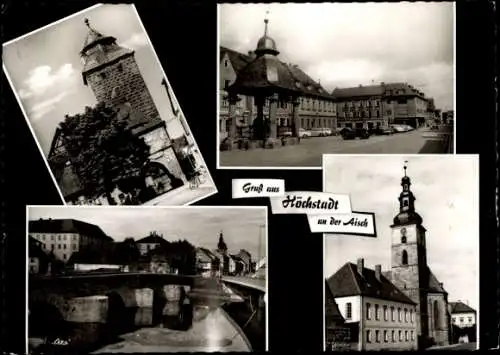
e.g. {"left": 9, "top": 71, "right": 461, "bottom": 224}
{"left": 326, "top": 258, "right": 418, "bottom": 351}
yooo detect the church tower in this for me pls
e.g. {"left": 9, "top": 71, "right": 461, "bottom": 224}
{"left": 390, "top": 162, "right": 429, "bottom": 346}
{"left": 80, "top": 18, "right": 160, "bottom": 121}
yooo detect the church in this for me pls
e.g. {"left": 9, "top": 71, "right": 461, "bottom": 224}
{"left": 382, "top": 164, "right": 451, "bottom": 348}
{"left": 326, "top": 164, "right": 451, "bottom": 350}
{"left": 48, "top": 19, "right": 189, "bottom": 205}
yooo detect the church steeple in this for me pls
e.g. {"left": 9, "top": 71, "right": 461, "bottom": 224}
{"left": 217, "top": 230, "right": 228, "bottom": 254}
{"left": 393, "top": 161, "right": 423, "bottom": 226}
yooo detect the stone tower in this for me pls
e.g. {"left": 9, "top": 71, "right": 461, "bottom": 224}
{"left": 80, "top": 18, "right": 160, "bottom": 121}
{"left": 389, "top": 162, "right": 429, "bottom": 347}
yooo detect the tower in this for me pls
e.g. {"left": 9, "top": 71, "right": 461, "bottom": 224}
{"left": 217, "top": 231, "right": 228, "bottom": 254}
{"left": 390, "top": 161, "right": 429, "bottom": 346}
{"left": 80, "top": 18, "right": 160, "bottom": 121}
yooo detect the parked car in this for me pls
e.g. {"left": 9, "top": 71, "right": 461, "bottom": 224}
{"left": 298, "top": 128, "right": 311, "bottom": 138}
{"left": 322, "top": 128, "right": 333, "bottom": 136}
{"left": 279, "top": 127, "right": 293, "bottom": 137}
{"left": 341, "top": 127, "right": 370, "bottom": 140}
{"left": 310, "top": 128, "right": 324, "bottom": 137}
{"left": 402, "top": 124, "right": 414, "bottom": 131}
{"left": 391, "top": 124, "right": 406, "bottom": 133}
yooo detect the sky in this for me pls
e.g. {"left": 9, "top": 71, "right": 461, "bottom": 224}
{"left": 28, "top": 206, "right": 268, "bottom": 261}
{"left": 219, "top": 3, "right": 454, "bottom": 111}
{"left": 3, "top": 4, "right": 189, "bottom": 157}
{"left": 323, "top": 155, "right": 479, "bottom": 311}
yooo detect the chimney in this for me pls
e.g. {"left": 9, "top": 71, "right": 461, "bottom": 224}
{"left": 357, "top": 258, "right": 364, "bottom": 275}
{"left": 375, "top": 264, "right": 382, "bottom": 281}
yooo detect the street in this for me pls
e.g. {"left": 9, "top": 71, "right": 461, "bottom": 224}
{"left": 427, "top": 342, "right": 477, "bottom": 351}
{"left": 219, "top": 128, "right": 451, "bottom": 168}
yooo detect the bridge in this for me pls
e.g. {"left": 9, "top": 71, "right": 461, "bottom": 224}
{"left": 28, "top": 272, "right": 266, "bottom": 353}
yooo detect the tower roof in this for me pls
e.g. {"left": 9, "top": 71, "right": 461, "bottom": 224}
{"left": 80, "top": 18, "right": 134, "bottom": 85}
{"left": 255, "top": 14, "right": 279, "bottom": 57}
{"left": 392, "top": 161, "right": 423, "bottom": 227}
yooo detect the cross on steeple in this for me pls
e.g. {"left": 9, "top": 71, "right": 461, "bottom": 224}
{"left": 264, "top": 10, "right": 270, "bottom": 36}
{"left": 404, "top": 160, "right": 408, "bottom": 177}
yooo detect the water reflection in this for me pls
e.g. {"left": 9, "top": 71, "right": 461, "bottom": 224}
{"left": 29, "top": 282, "right": 255, "bottom": 354}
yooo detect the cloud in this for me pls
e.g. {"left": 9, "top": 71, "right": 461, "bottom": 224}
{"left": 22, "top": 63, "right": 75, "bottom": 98}
{"left": 120, "top": 32, "right": 149, "bottom": 50}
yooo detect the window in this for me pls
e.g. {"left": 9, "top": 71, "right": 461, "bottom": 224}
{"left": 63, "top": 244, "right": 66, "bottom": 250}
{"left": 391, "top": 307, "right": 395, "bottom": 321}
{"left": 405, "top": 331, "right": 409, "bottom": 341}
{"left": 51, "top": 235, "right": 54, "bottom": 241}
{"left": 366, "top": 330, "right": 372, "bottom": 343}
{"left": 460, "top": 317, "right": 464, "bottom": 323}
{"left": 224, "top": 59, "right": 228, "bottom": 67}
{"left": 410, "top": 309, "right": 414, "bottom": 323}
{"left": 73, "top": 235, "right": 78, "bottom": 241}
{"left": 411, "top": 331, "right": 415, "bottom": 341}
{"left": 468, "top": 317, "right": 472, "bottom": 323}
{"left": 391, "top": 330, "right": 396, "bottom": 342}
{"left": 384, "top": 305, "right": 388, "bottom": 321}
{"left": 398, "top": 308, "right": 402, "bottom": 322}
{"left": 375, "top": 330, "right": 380, "bottom": 343}
{"left": 375, "top": 304, "right": 380, "bottom": 320}
{"left": 366, "top": 303, "right": 371, "bottom": 319}
{"left": 405, "top": 308, "right": 408, "bottom": 322}
{"left": 433, "top": 300, "right": 440, "bottom": 329}
{"left": 399, "top": 330, "right": 403, "bottom": 341}
{"left": 402, "top": 250, "right": 408, "bottom": 265}
{"left": 73, "top": 244, "right": 77, "bottom": 250}
{"left": 63, "top": 235, "right": 66, "bottom": 240}
{"left": 57, "top": 244, "right": 61, "bottom": 249}
{"left": 58, "top": 235, "right": 61, "bottom": 241}
{"left": 384, "top": 330, "right": 388, "bottom": 342}
{"left": 345, "top": 303, "right": 352, "bottom": 319}
{"left": 63, "top": 254, "right": 66, "bottom": 260}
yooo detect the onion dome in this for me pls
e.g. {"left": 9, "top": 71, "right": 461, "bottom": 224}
{"left": 254, "top": 17, "right": 279, "bottom": 57}
{"left": 392, "top": 162, "right": 423, "bottom": 227}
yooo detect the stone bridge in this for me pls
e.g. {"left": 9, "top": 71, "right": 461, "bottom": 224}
{"left": 29, "top": 273, "right": 266, "bottom": 352}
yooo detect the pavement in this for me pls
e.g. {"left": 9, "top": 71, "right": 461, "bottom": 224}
{"left": 143, "top": 177, "right": 217, "bottom": 206}
{"left": 219, "top": 127, "right": 452, "bottom": 168}
{"left": 427, "top": 342, "right": 477, "bottom": 351}
{"left": 91, "top": 307, "right": 252, "bottom": 353}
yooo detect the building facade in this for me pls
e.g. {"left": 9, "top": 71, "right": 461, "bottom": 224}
{"left": 450, "top": 302, "right": 476, "bottom": 328}
{"left": 333, "top": 82, "right": 431, "bottom": 130}
{"left": 49, "top": 19, "right": 187, "bottom": 205}
{"left": 136, "top": 233, "right": 169, "bottom": 256}
{"left": 383, "top": 166, "right": 451, "bottom": 347}
{"left": 29, "top": 218, "right": 113, "bottom": 262}
{"left": 327, "top": 259, "right": 418, "bottom": 351}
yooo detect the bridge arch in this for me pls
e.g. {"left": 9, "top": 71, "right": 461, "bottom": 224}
{"left": 105, "top": 291, "right": 128, "bottom": 336}
{"left": 29, "top": 301, "right": 66, "bottom": 339}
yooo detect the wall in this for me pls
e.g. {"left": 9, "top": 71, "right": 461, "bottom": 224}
{"left": 86, "top": 55, "right": 160, "bottom": 121}
{"left": 362, "top": 296, "right": 418, "bottom": 351}
{"left": 452, "top": 311, "right": 476, "bottom": 328}
{"left": 427, "top": 293, "right": 450, "bottom": 345}
{"left": 335, "top": 295, "right": 361, "bottom": 323}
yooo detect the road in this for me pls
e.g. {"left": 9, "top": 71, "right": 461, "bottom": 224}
{"left": 427, "top": 342, "right": 477, "bottom": 351}
{"left": 219, "top": 128, "right": 451, "bottom": 168}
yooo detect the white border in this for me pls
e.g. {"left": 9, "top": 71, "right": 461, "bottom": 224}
{"left": 26, "top": 204, "right": 269, "bottom": 352}
{"left": 453, "top": 1, "right": 457, "bottom": 155}
{"left": 321, "top": 153, "right": 480, "bottom": 351}
{"left": 3, "top": 3, "right": 217, "bottom": 207}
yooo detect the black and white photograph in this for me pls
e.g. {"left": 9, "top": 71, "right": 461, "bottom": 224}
{"left": 323, "top": 155, "right": 478, "bottom": 351}
{"left": 218, "top": 3, "right": 455, "bottom": 169}
{"left": 3, "top": 3, "right": 217, "bottom": 205}
{"left": 27, "top": 206, "right": 267, "bottom": 353}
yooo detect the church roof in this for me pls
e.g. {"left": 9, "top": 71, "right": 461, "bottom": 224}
{"left": 327, "top": 262, "right": 416, "bottom": 305}
{"left": 449, "top": 301, "right": 476, "bottom": 314}
{"left": 383, "top": 266, "right": 447, "bottom": 295}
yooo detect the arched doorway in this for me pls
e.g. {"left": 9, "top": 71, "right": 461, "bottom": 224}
{"left": 140, "top": 162, "right": 184, "bottom": 202}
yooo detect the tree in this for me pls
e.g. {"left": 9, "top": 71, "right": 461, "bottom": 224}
{"left": 58, "top": 102, "right": 151, "bottom": 204}
{"left": 113, "top": 238, "right": 141, "bottom": 264}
